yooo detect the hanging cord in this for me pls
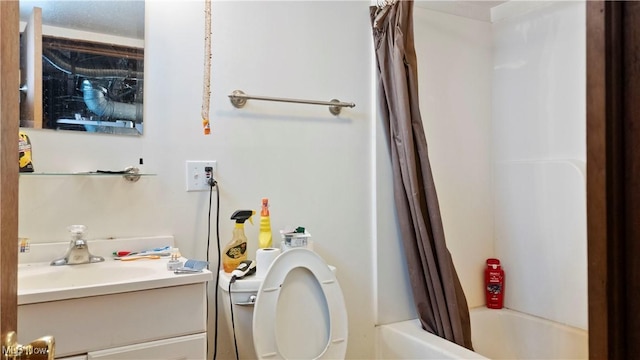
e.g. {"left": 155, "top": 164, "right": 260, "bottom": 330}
{"left": 229, "top": 277, "right": 240, "bottom": 360}
{"left": 202, "top": 0, "right": 212, "bottom": 135}
{"left": 207, "top": 175, "right": 220, "bottom": 360}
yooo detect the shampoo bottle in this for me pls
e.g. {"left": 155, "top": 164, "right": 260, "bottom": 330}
{"left": 485, "top": 258, "right": 505, "bottom": 309}
{"left": 222, "top": 210, "right": 254, "bottom": 273}
{"left": 258, "top": 198, "right": 273, "bottom": 248}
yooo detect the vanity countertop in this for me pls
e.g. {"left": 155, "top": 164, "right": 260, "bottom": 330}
{"left": 17, "top": 236, "right": 212, "bottom": 305}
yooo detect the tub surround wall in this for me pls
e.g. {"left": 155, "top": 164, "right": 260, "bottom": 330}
{"left": 471, "top": 307, "right": 588, "bottom": 359}
{"left": 377, "top": 0, "right": 587, "bottom": 334}
{"left": 413, "top": 8, "right": 494, "bottom": 310}
{"left": 492, "top": 1, "right": 587, "bottom": 330}
{"left": 376, "top": 4, "right": 494, "bottom": 326}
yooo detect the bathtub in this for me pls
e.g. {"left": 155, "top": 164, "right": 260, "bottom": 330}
{"left": 376, "top": 307, "right": 588, "bottom": 359}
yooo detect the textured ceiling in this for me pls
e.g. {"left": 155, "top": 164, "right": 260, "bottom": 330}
{"left": 19, "top": 0, "right": 144, "bottom": 40}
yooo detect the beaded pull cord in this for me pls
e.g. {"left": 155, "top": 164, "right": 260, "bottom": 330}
{"left": 202, "top": 0, "right": 212, "bottom": 135}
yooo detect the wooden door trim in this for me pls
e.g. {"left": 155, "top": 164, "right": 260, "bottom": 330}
{"left": 586, "top": 1, "right": 640, "bottom": 358}
{"left": 0, "top": 0, "right": 20, "bottom": 336}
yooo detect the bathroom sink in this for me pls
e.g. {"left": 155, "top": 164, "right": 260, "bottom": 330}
{"left": 19, "top": 263, "right": 157, "bottom": 290}
{"left": 18, "top": 258, "right": 212, "bottom": 305}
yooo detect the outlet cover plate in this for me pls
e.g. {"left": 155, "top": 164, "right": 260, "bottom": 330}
{"left": 186, "top": 160, "right": 217, "bottom": 192}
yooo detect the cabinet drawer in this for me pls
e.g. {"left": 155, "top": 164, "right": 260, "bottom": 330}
{"left": 87, "top": 333, "right": 206, "bottom": 360}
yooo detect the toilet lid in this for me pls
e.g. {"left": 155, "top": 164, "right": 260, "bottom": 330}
{"left": 252, "top": 248, "right": 348, "bottom": 360}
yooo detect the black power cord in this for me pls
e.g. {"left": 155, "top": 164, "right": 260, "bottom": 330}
{"left": 205, "top": 168, "right": 220, "bottom": 360}
{"left": 229, "top": 276, "right": 240, "bottom": 360}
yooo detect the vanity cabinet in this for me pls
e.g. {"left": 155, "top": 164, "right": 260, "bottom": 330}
{"left": 18, "top": 283, "right": 207, "bottom": 359}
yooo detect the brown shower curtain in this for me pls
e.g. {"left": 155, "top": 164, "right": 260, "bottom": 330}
{"left": 370, "top": 0, "right": 473, "bottom": 350}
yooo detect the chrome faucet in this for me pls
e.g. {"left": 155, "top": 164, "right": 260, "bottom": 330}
{"left": 51, "top": 225, "right": 105, "bottom": 266}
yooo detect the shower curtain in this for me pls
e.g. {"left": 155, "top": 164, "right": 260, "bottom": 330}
{"left": 370, "top": 0, "right": 473, "bottom": 350}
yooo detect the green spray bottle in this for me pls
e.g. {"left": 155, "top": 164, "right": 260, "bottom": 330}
{"left": 222, "top": 210, "right": 254, "bottom": 273}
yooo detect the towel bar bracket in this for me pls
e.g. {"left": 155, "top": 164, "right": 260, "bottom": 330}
{"left": 229, "top": 90, "right": 248, "bottom": 108}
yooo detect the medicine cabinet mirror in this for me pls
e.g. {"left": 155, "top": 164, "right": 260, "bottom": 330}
{"left": 19, "top": 0, "right": 145, "bottom": 136}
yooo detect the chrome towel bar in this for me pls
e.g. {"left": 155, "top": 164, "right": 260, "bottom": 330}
{"left": 228, "top": 89, "right": 355, "bottom": 116}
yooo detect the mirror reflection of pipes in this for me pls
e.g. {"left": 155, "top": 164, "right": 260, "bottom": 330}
{"left": 43, "top": 49, "right": 144, "bottom": 79}
{"left": 42, "top": 48, "right": 143, "bottom": 124}
{"left": 81, "top": 79, "right": 143, "bottom": 123}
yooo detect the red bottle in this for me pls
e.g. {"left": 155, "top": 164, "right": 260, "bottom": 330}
{"left": 485, "top": 258, "right": 504, "bottom": 309}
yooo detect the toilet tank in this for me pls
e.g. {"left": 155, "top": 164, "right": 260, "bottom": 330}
{"left": 219, "top": 271, "right": 261, "bottom": 360}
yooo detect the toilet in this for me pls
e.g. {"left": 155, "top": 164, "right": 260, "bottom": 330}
{"left": 219, "top": 248, "right": 348, "bottom": 360}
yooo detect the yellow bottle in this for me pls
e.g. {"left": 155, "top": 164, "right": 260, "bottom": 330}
{"left": 258, "top": 198, "right": 273, "bottom": 248}
{"left": 222, "top": 210, "right": 254, "bottom": 273}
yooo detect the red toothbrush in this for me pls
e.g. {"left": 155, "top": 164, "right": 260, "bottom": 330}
{"left": 113, "top": 251, "right": 137, "bottom": 257}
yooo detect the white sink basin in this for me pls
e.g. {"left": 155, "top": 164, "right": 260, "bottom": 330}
{"left": 18, "top": 258, "right": 212, "bottom": 305}
{"left": 19, "top": 263, "right": 157, "bottom": 290}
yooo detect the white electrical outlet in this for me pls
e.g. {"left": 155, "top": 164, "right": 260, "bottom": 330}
{"left": 186, "top": 161, "right": 217, "bottom": 192}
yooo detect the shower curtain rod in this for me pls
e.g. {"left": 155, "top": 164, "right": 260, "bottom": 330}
{"left": 228, "top": 89, "right": 355, "bottom": 116}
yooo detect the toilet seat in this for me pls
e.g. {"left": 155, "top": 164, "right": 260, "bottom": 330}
{"left": 252, "top": 248, "right": 348, "bottom": 360}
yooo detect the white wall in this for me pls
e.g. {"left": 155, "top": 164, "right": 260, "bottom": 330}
{"left": 19, "top": 1, "right": 375, "bottom": 358}
{"left": 375, "top": 6, "right": 494, "bottom": 325}
{"left": 492, "top": 1, "right": 587, "bottom": 330}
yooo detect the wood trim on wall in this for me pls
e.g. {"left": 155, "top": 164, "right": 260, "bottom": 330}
{"left": 587, "top": 3, "right": 619, "bottom": 358}
{"left": 43, "top": 36, "right": 144, "bottom": 60}
{"left": 587, "top": 1, "right": 640, "bottom": 358}
{"left": 621, "top": 1, "right": 640, "bottom": 356}
{"left": 20, "top": 6, "right": 42, "bottom": 129}
{"left": 586, "top": 0, "right": 607, "bottom": 354}
{"left": 0, "top": 0, "right": 21, "bottom": 335}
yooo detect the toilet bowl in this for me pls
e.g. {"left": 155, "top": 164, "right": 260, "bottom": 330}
{"left": 219, "top": 248, "right": 348, "bottom": 360}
